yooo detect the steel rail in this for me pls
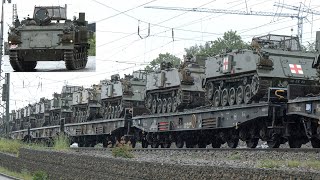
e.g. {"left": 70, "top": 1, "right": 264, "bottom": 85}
{"left": 70, "top": 147, "right": 320, "bottom": 153}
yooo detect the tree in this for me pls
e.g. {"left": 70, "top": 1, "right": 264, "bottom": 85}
{"left": 185, "top": 30, "right": 249, "bottom": 57}
{"left": 88, "top": 33, "right": 96, "bottom": 56}
{"left": 145, "top": 53, "right": 181, "bottom": 71}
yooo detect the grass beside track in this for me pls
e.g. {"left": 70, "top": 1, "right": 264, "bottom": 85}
{"left": 0, "top": 135, "right": 70, "bottom": 155}
{"left": 0, "top": 138, "right": 24, "bottom": 155}
{"left": 0, "top": 166, "right": 33, "bottom": 180}
{"left": 259, "top": 160, "right": 320, "bottom": 169}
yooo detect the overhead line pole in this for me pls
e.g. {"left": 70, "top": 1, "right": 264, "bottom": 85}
{"left": 0, "top": 0, "right": 11, "bottom": 136}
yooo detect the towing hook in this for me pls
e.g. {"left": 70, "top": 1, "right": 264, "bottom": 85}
{"left": 275, "top": 89, "right": 285, "bottom": 99}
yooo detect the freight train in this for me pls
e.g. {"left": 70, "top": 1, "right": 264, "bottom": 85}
{"left": 9, "top": 32, "right": 320, "bottom": 149}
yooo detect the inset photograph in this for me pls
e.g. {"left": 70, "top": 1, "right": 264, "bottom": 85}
{"left": 4, "top": 0, "right": 96, "bottom": 72}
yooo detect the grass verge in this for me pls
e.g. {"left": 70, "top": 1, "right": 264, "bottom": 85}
{"left": 0, "top": 138, "right": 24, "bottom": 155}
{"left": 112, "top": 145, "right": 134, "bottom": 158}
{"left": 53, "top": 135, "right": 70, "bottom": 151}
{"left": 0, "top": 167, "right": 33, "bottom": 180}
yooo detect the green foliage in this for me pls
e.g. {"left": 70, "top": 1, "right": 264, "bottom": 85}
{"left": 0, "top": 138, "right": 24, "bottom": 155}
{"left": 53, "top": 134, "right": 70, "bottom": 151}
{"left": 88, "top": 33, "right": 96, "bottom": 56}
{"left": 259, "top": 160, "right": 281, "bottom": 169}
{"left": 287, "top": 160, "right": 300, "bottom": 168}
{"left": 0, "top": 167, "right": 32, "bottom": 180}
{"left": 32, "top": 171, "right": 48, "bottom": 180}
{"left": 145, "top": 53, "right": 181, "bottom": 71}
{"left": 112, "top": 145, "right": 134, "bottom": 158}
{"left": 228, "top": 152, "right": 241, "bottom": 160}
{"left": 185, "top": 30, "right": 249, "bottom": 57}
{"left": 306, "top": 160, "right": 320, "bottom": 169}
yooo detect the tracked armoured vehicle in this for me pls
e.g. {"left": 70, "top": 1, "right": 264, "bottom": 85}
{"left": 71, "top": 85, "right": 102, "bottom": 123}
{"left": 8, "top": 5, "right": 90, "bottom": 71}
{"left": 49, "top": 85, "right": 82, "bottom": 125}
{"left": 34, "top": 98, "right": 50, "bottom": 127}
{"left": 145, "top": 59, "right": 205, "bottom": 114}
{"left": 100, "top": 70, "right": 148, "bottom": 119}
{"left": 205, "top": 34, "right": 320, "bottom": 107}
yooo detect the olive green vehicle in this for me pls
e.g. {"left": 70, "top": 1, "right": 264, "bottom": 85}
{"left": 8, "top": 5, "right": 90, "bottom": 71}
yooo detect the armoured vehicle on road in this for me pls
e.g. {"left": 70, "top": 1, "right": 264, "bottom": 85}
{"left": 8, "top": 5, "right": 90, "bottom": 71}
{"left": 205, "top": 34, "right": 319, "bottom": 107}
{"left": 100, "top": 71, "right": 148, "bottom": 119}
{"left": 145, "top": 59, "right": 205, "bottom": 114}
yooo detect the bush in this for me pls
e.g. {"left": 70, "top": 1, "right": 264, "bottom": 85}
{"left": 53, "top": 134, "right": 70, "bottom": 150}
{"left": 33, "top": 171, "right": 48, "bottom": 180}
{"left": 112, "top": 145, "right": 134, "bottom": 158}
{"left": 0, "top": 138, "right": 24, "bottom": 155}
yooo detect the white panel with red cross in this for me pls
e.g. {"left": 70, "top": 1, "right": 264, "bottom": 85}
{"left": 222, "top": 56, "right": 231, "bottom": 73}
{"left": 289, "top": 64, "right": 303, "bottom": 75}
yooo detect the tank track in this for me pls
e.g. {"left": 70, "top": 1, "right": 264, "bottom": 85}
{"left": 205, "top": 73, "right": 271, "bottom": 107}
{"left": 9, "top": 51, "right": 37, "bottom": 72}
{"left": 102, "top": 97, "right": 123, "bottom": 119}
{"left": 65, "top": 47, "right": 88, "bottom": 70}
{"left": 145, "top": 89, "right": 205, "bottom": 114}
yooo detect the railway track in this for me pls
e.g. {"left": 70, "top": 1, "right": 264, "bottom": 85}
{"left": 71, "top": 147, "right": 320, "bottom": 153}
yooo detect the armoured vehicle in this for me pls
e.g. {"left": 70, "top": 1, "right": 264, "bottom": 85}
{"left": 100, "top": 70, "right": 148, "bottom": 119}
{"left": 205, "top": 34, "right": 319, "bottom": 107}
{"left": 34, "top": 98, "right": 50, "bottom": 127}
{"left": 15, "top": 109, "right": 24, "bottom": 130}
{"left": 49, "top": 85, "right": 82, "bottom": 125}
{"left": 8, "top": 5, "right": 90, "bottom": 71}
{"left": 71, "top": 85, "right": 102, "bottom": 123}
{"left": 145, "top": 59, "right": 205, "bottom": 114}
{"left": 312, "top": 31, "right": 320, "bottom": 75}
{"left": 21, "top": 104, "right": 36, "bottom": 129}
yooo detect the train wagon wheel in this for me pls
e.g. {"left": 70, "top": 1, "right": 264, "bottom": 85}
{"left": 141, "top": 139, "right": 149, "bottom": 148}
{"left": 151, "top": 141, "right": 159, "bottom": 148}
{"left": 151, "top": 99, "right": 157, "bottom": 114}
{"left": 267, "top": 140, "right": 280, "bottom": 148}
{"left": 236, "top": 86, "right": 244, "bottom": 105}
{"left": 162, "top": 98, "right": 167, "bottom": 113}
{"left": 228, "top": 87, "right": 236, "bottom": 105}
{"left": 227, "top": 138, "right": 239, "bottom": 148}
{"left": 288, "top": 137, "right": 302, "bottom": 148}
{"left": 221, "top": 88, "right": 229, "bottom": 107}
{"left": 311, "top": 138, "right": 320, "bottom": 148}
{"left": 211, "top": 139, "right": 222, "bottom": 148}
{"left": 244, "top": 85, "right": 252, "bottom": 104}
{"left": 167, "top": 97, "right": 172, "bottom": 113}
{"left": 175, "top": 136, "right": 184, "bottom": 148}
{"left": 246, "top": 138, "right": 259, "bottom": 148}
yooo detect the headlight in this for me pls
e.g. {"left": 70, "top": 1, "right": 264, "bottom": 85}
{"left": 8, "top": 41, "right": 11, "bottom": 44}
{"left": 70, "top": 40, "right": 73, "bottom": 43}
{"left": 306, "top": 103, "right": 312, "bottom": 114}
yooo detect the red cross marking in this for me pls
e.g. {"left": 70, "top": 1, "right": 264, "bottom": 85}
{"left": 289, "top": 64, "right": 303, "bottom": 74}
{"left": 223, "top": 58, "right": 228, "bottom": 70}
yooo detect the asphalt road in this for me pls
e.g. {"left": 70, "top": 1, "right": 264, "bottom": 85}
{"left": 0, "top": 173, "right": 18, "bottom": 180}
{"left": 2, "top": 55, "right": 96, "bottom": 72}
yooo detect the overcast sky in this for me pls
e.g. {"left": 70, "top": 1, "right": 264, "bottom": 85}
{"left": 5, "top": 0, "right": 320, "bottom": 111}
